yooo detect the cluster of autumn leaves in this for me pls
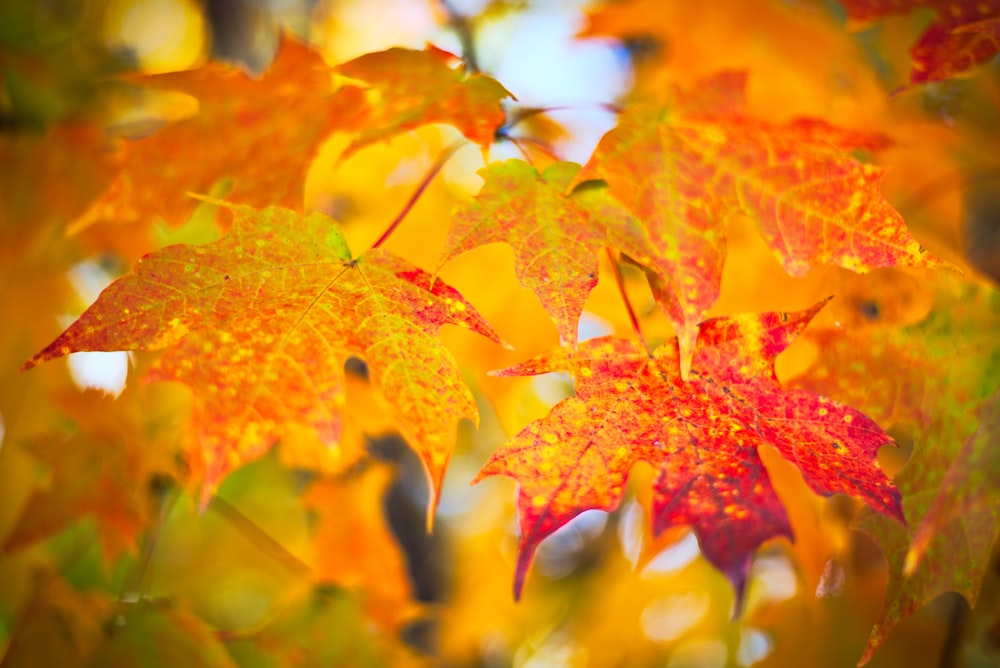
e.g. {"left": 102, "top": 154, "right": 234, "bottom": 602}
{"left": 3, "top": 0, "right": 1000, "bottom": 665}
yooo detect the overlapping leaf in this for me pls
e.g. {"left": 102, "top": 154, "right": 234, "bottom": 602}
{"left": 23, "top": 203, "right": 504, "bottom": 520}
{"left": 477, "top": 299, "right": 904, "bottom": 608}
{"left": 333, "top": 46, "right": 512, "bottom": 158}
{"left": 441, "top": 159, "right": 671, "bottom": 346}
{"left": 907, "top": 390, "right": 1000, "bottom": 570}
{"left": 304, "top": 462, "right": 419, "bottom": 630}
{"left": 842, "top": 0, "right": 1000, "bottom": 84}
{"left": 72, "top": 38, "right": 367, "bottom": 237}
{"left": 0, "top": 122, "right": 121, "bottom": 262}
{"left": 793, "top": 277, "right": 1000, "bottom": 664}
{"left": 576, "top": 71, "right": 946, "bottom": 373}
{"left": 3, "top": 386, "right": 186, "bottom": 559}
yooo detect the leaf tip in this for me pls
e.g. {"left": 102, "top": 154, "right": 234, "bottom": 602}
{"left": 512, "top": 541, "right": 534, "bottom": 602}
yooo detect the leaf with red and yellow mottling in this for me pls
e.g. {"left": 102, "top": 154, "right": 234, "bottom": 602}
{"left": 577, "top": 71, "right": 946, "bottom": 374}
{"left": 304, "top": 462, "right": 420, "bottom": 630}
{"left": 334, "top": 46, "right": 512, "bottom": 158}
{"left": 440, "top": 159, "right": 674, "bottom": 346}
{"left": 22, "top": 203, "right": 504, "bottom": 524}
{"left": 476, "top": 299, "right": 903, "bottom": 608}
{"left": 841, "top": 0, "right": 1000, "bottom": 84}
{"left": 72, "top": 38, "right": 366, "bottom": 240}
{"left": 2, "top": 385, "right": 186, "bottom": 559}
{"left": 792, "top": 276, "right": 1000, "bottom": 665}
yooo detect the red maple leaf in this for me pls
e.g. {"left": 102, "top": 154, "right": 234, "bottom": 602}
{"left": 476, "top": 299, "right": 904, "bottom": 608}
{"left": 842, "top": 0, "right": 1000, "bottom": 84}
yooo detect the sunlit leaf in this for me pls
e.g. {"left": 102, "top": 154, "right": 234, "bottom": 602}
{"left": 23, "top": 203, "right": 504, "bottom": 522}
{"left": 441, "top": 159, "right": 670, "bottom": 346}
{"left": 577, "top": 71, "right": 948, "bottom": 372}
{"left": 333, "top": 46, "right": 512, "bottom": 158}
{"left": 478, "top": 300, "right": 903, "bottom": 609}
{"left": 72, "top": 38, "right": 366, "bottom": 243}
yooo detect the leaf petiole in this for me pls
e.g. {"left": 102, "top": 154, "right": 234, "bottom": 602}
{"left": 606, "top": 247, "right": 651, "bottom": 356}
{"left": 369, "top": 138, "right": 468, "bottom": 252}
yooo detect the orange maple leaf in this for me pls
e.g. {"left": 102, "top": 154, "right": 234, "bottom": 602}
{"left": 71, "top": 37, "right": 366, "bottom": 237}
{"left": 334, "top": 46, "right": 513, "bottom": 159}
{"left": 441, "top": 159, "right": 671, "bottom": 346}
{"left": 304, "top": 462, "right": 420, "bottom": 630}
{"left": 476, "top": 299, "right": 904, "bottom": 609}
{"left": 0, "top": 122, "right": 121, "bottom": 262}
{"left": 842, "top": 0, "right": 1000, "bottom": 84}
{"left": 3, "top": 387, "right": 184, "bottom": 559}
{"left": 577, "top": 70, "right": 949, "bottom": 373}
{"left": 23, "top": 203, "right": 504, "bottom": 523}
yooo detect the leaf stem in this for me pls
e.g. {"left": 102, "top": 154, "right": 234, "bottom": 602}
{"left": 369, "top": 138, "right": 467, "bottom": 252}
{"left": 606, "top": 248, "right": 650, "bottom": 355}
{"left": 502, "top": 103, "right": 621, "bottom": 131}
{"left": 505, "top": 135, "right": 562, "bottom": 165}
{"left": 894, "top": 164, "right": 1000, "bottom": 220}
{"left": 209, "top": 496, "right": 313, "bottom": 578}
{"left": 122, "top": 483, "right": 180, "bottom": 606}
{"left": 440, "top": 0, "right": 480, "bottom": 74}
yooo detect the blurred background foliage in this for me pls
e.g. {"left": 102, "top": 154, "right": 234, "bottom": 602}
{"left": 1, "top": 0, "right": 999, "bottom": 666}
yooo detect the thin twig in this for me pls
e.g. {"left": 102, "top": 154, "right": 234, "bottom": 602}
{"left": 209, "top": 496, "right": 313, "bottom": 578}
{"left": 124, "top": 483, "right": 180, "bottom": 604}
{"left": 606, "top": 248, "right": 650, "bottom": 355}
{"left": 893, "top": 164, "right": 1000, "bottom": 220}
{"left": 504, "top": 135, "right": 562, "bottom": 164}
{"left": 440, "top": 0, "right": 480, "bottom": 73}
{"left": 369, "top": 139, "right": 468, "bottom": 251}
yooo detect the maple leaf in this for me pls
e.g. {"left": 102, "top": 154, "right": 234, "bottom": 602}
{"left": 0, "top": 122, "right": 121, "bottom": 262}
{"left": 22, "top": 203, "right": 504, "bottom": 523}
{"left": 476, "top": 299, "right": 904, "bottom": 608}
{"left": 70, "top": 37, "right": 367, "bottom": 238}
{"left": 304, "top": 462, "right": 420, "bottom": 630}
{"left": 793, "top": 276, "right": 1000, "bottom": 664}
{"left": 440, "top": 159, "right": 673, "bottom": 346}
{"left": 2, "top": 386, "right": 186, "bottom": 559}
{"left": 333, "top": 46, "right": 513, "bottom": 159}
{"left": 906, "top": 390, "right": 1000, "bottom": 571}
{"left": 575, "top": 71, "right": 948, "bottom": 374}
{"left": 841, "top": 0, "right": 1000, "bottom": 84}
